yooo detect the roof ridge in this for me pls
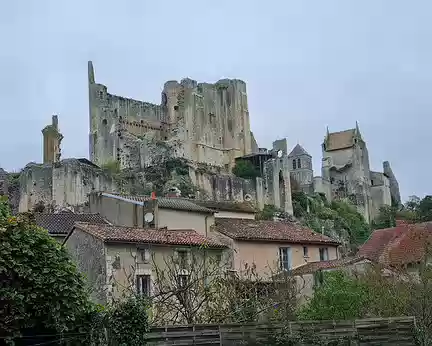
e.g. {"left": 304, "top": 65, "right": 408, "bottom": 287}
{"left": 75, "top": 222, "right": 198, "bottom": 233}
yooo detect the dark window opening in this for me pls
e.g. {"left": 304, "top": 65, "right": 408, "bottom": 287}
{"left": 136, "top": 275, "right": 151, "bottom": 296}
{"left": 279, "top": 247, "right": 291, "bottom": 270}
{"left": 177, "top": 274, "right": 189, "bottom": 289}
{"left": 292, "top": 160, "right": 297, "bottom": 170}
{"left": 297, "top": 158, "right": 301, "bottom": 168}
{"left": 319, "top": 248, "right": 329, "bottom": 261}
{"left": 177, "top": 250, "right": 188, "bottom": 270}
{"left": 102, "top": 119, "right": 107, "bottom": 125}
{"left": 371, "top": 179, "right": 374, "bottom": 186}
{"left": 303, "top": 246, "right": 309, "bottom": 257}
{"left": 174, "top": 105, "right": 179, "bottom": 111}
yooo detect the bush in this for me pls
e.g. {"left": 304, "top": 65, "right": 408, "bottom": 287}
{"left": 298, "top": 271, "right": 369, "bottom": 321}
{"left": 0, "top": 197, "right": 98, "bottom": 344}
{"left": 232, "top": 160, "right": 260, "bottom": 179}
{"left": 107, "top": 296, "right": 150, "bottom": 346}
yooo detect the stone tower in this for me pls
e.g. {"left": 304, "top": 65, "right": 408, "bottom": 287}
{"left": 42, "top": 115, "right": 63, "bottom": 164}
{"left": 87, "top": 61, "right": 254, "bottom": 169}
{"left": 321, "top": 123, "right": 373, "bottom": 222}
{"left": 288, "top": 144, "right": 313, "bottom": 193}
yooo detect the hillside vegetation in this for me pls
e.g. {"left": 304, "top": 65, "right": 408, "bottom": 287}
{"left": 257, "top": 192, "right": 370, "bottom": 255}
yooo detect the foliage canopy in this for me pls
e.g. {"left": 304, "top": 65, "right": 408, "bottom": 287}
{"left": 232, "top": 159, "right": 260, "bottom": 179}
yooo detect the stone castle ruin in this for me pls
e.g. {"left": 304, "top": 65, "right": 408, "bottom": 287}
{"left": 14, "top": 62, "right": 294, "bottom": 214}
{"left": 289, "top": 123, "right": 401, "bottom": 223}
{"left": 3, "top": 62, "right": 399, "bottom": 221}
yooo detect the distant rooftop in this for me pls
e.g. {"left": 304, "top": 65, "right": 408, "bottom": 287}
{"left": 34, "top": 212, "right": 109, "bottom": 235}
{"left": 214, "top": 218, "right": 340, "bottom": 245}
{"left": 71, "top": 222, "right": 226, "bottom": 248}
{"left": 288, "top": 144, "right": 311, "bottom": 158}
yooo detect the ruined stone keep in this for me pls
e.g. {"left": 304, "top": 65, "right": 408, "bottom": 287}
{"left": 88, "top": 61, "right": 257, "bottom": 171}
{"left": 16, "top": 62, "right": 294, "bottom": 215}
{"left": 312, "top": 123, "right": 400, "bottom": 223}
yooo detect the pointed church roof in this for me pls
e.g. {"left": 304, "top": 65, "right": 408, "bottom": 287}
{"left": 288, "top": 144, "right": 311, "bottom": 158}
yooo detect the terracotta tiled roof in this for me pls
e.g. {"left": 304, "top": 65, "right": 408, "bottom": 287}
{"left": 325, "top": 129, "right": 355, "bottom": 151}
{"left": 214, "top": 218, "right": 340, "bottom": 245}
{"left": 72, "top": 222, "right": 226, "bottom": 248}
{"left": 290, "top": 256, "right": 368, "bottom": 275}
{"left": 102, "top": 193, "right": 214, "bottom": 214}
{"left": 358, "top": 222, "right": 432, "bottom": 266}
{"left": 193, "top": 200, "right": 257, "bottom": 214}
{"left": 34, "top": 212, "right": 109, "bottom": 235}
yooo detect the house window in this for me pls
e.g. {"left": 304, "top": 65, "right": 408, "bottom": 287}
{"left": 177, "top": 274, "right": 189, "bottom": 289}
{"left": 215, "top": 253, "right": 222, "bottom": 264}
{"left": 140, "top": 248, "right": 150, "bottom": 263}
{"left": 297, "top": 158, "right": 301, "bottom": 168}
{"left": 177, "top": 250, "right": 188, "bottom": 270}
{"left": 136, "top": 275, "right": 151, "bottom": 296}
{"left": 319, "top": 248, "right": 329, "bottom": 261}
{"left": 292, "top": 159, "right": 297, "bottom": 170}
{"left": 279, "top": 247, "right": 292, "bottom": 271}
{"left": 303, "top": 246, "right": 309, "bottom": 258}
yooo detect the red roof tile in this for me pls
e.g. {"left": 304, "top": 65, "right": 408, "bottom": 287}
{"left": 214, "top": 218, "right": 340, "bottom": 245}
{"left": 290, "top": 256, "right": 368, "bottom": 275}
{"left": 72, "top": 222, "right": 226, "bottom": 248}
{"left": 359, "top": 222, "right": 432, "bottom": 266}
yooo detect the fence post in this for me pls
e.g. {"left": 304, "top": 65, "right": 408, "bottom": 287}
{"left": 219, "top": 325, "right": 223, "bottom": 346}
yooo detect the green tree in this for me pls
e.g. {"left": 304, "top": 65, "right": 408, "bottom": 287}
{"left": 371, "top": 205, "right": 397, "bottom": 230}
{"left": 107, "top": 296, "right": 149, "bottom": 346}
{"left": 0, "top": 197, "right": 99, "bottom": 344}
{"left": 232, "top": 160, "right": 260, "bottom": 179}
{"left": 290, "top": 192, "right": 370, "bottom": 249}
{"left": 298, "top": 271, "right": 369, "bottom": 321}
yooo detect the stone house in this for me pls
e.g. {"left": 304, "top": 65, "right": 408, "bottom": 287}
{"left": 64, "top": 222, "right": 226, "bottom": 305}
{"left": 88, "top": 192, "right": 256, "bottom": 236}
{"left": 88, "top": 191, "right": 341, "bottom": 276}
{"left": 213, "top": 218, "right": 340, "bottom": 277}
{"left": 34, "top": 211, "right": 109, "bottom": 242}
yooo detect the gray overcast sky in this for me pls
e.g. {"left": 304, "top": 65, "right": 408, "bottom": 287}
{"left": 1, "top": 0, "right": 430, "bottom": 201}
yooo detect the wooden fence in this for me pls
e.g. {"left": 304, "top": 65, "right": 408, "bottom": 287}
{"left": 145, "top": 316, "right": 417, "bottom": 345}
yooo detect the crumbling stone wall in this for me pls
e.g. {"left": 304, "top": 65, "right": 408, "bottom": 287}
{"left": 19, "top": 163, "right": 53, "bottom": 212}
{"left": 18, "top": 159, "right": 118, "bottom": 212}
{"left": 88, "top": 61, "right": 254, "bottom": 171}
{"left": 370, "top": 171, "right": 392, "bottom": 220}
{"left": 383, "top": 161, "right": 401, "bottom": 205}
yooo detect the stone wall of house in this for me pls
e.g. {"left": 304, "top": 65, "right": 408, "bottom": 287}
{"left": 65, "top": 229, "right": 107, "bottom": 304}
